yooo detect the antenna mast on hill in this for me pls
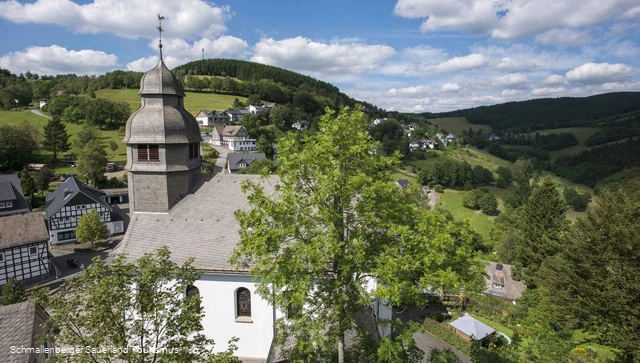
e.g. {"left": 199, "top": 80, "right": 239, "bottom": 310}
{"left": 202, "top": 48, "right": 204, "bottom": 60}
{"left": 157, "top": 14, "right": 165, "bottom": 60}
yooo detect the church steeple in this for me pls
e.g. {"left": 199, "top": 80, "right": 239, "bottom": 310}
{"left": 123, "top": 16, "right": 202, "bottom": 213}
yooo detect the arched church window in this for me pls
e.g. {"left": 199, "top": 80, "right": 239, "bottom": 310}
{"left": 186, "top": 285, "right": 199, "bottom": 297}
{"left": 236, "top": 287, "right": 251, "bottom": 318}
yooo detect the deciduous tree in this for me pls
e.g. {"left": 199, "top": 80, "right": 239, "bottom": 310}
{"left": 75, "top": 209, "right": 108, "bottom": 249}
{"left": 76, "top": 140, "right": 108, "bottom": 186}
{"left": 1, "top": 278, "right": 26, "bottom": 305}
{"left": 19, "top": 168, "right": 37, "bottom": 197}
{"left": 232, "top": 107, "right": 481, "bottom": 362}
{"left": 33, "top": 247, "right": 241, "bottom": 363}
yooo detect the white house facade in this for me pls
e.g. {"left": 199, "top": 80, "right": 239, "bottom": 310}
{"left": 211, "top": 126, "right": 257, "bottom": 152}
{"left": 46, "top": 177, "right": 124, "bottom": 244}
{"left": 0, "top": 212, "right": 51, "bottom": 285}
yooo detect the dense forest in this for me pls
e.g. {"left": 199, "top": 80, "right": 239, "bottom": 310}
{"left": 553, "top": 137, "right": 640, "bottom": 187}
{"left": 421, "top": 92, "right": 640, "bottom": 132}
{"left": 173, "top": 59, "right": 384, "bottom": 116}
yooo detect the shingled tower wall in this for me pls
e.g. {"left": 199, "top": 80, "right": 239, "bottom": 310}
{"left": 123, "top": 60, "right": 202, "bottom": 213}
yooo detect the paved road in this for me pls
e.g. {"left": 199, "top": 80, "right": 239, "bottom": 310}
{"left": 30, "top": 109, "right": 51, "bottom": 119}
{"left": 428, "top": 191, "right": 439, "bottom": 207}
{"left": 212, "top": 145, "right": 228, "bottom": 174}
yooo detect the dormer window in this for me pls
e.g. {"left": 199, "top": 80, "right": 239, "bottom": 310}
{"left": 188, "top": 143, "right": 200, "bottom": 159}
{"left": 0, "top": 201, "right": 12, "bottom": 209}
{"left": 138, "top": 145, "right": 159, "bottom": 161}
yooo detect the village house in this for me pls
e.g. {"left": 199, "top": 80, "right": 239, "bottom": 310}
{"left": 292, "top": 120, "right": 309, "bottom": 131}
{"left": 227, "top": 153, "right": 266, "bottom": 173}
{"left": 449, "top": 313, "right": 496, "bottom": 343}
{"left": 0, "top": 174, "right": 30, "bottom": 217}
{"left": 489, "top": 133, "right": 501, "bottom": 141}
{"left": 0, "top": 301, "right": 53, "bottom": 362}
{"left": 396, "top": 179, "right": 410, "bottom": 189}
{"left": 484, "top": 262, "right": 525, "bottom": 302}
{"left": 195, "top": 110, "right": 232, "bottom": 126}
{"left": 225, "top": 109, "right": 250, "bottom": 122}
{"left": 45, "top": 177, "right": 124, "bottom": 244}
{"left": 247, "top": 104, "right": 269, "bottom": 115}
{"left": 211, "top": 125, "right": 257, "bottom": 152}
{"left": 0, "top": 212, "right": 51, "bottom": 285}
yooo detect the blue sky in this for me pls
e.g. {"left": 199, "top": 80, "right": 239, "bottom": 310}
{"left": 0, "top": 0, "right": 639, "bottom": 112}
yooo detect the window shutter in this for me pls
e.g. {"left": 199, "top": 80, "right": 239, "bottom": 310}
{"left": 148, "top": 145, "right": 159, "bottom": 160}
{"left": 138, "top": 145, "right": 148, "bottom": 160}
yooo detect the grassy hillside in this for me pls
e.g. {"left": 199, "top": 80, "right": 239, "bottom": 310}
{"left": 526, "top": 127, "right": 601, "bottom": 159}
{"left": 0, "top": 110, "right": 126, "bottom": 173}
{"left": 428, "top": 117, "right": 492, "bottom": 135}
{"left": 94, "top": 89, "right": 245, "bottom": 116}
{"left": 410, "top": 148, "right": 510, "bottom": 173}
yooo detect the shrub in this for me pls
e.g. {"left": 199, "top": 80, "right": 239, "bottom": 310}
{"left": 434, "top": 184, "right": 444, "bottom": 193}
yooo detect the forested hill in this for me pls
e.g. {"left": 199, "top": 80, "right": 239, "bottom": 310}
{"left": 173, "top": 59, "right": 382, "bottom": 114}
{"left": 422, "top": 92, "right": 640, "bottom": 132}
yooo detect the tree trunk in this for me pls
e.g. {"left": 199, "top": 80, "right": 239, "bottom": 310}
{"left": 337, "top": 334, "right": 345, "bottom": 363}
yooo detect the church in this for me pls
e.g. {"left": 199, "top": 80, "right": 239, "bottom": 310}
{"left": 114, "top": 47, "right": 282, "bottom": 361}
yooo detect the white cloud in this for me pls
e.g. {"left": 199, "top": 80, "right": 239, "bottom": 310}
{"left": 531, "top": 87, "right": 567, "bottom": 96}
{"left": 393, "top": 0, "right": 640, "bottom": 40}
{"left": 565, "top": 62, "right": 634, "bottom": 84}
{"left": 250, "top": 37, "right": 396, "bottom": 79}
{"left": 494, "top": 57, "right": 537, "bottom": 71}
{"left": 544, "top": 74, "right": 566, "bottom": 85}
{"left": 494, "top": 73, "right": 530, "bottom": 89}
{"left": 535, "top": 28, "right": 594, "bottom": 46}
{"left": 501, "top": 89, "right": 524, "bottom": 97}
{"left": 387, "top": 85, "right": 434, "bottom": 97}
{"left": 422, "top": 53, "right": 490, "bottom": 73}
{"left": 0, "top": 0, "right": 230, "bottom": 39}
{"left": 441, "top": 83, "right": 461, "bottom": 92}
{"left": 471, "top": 44, "right": 590, "bottom": 71}
{"left": 0, "top": 45, "right": 118, "bottom": 75}
{"left": 127, "top": 36, "right": 249, "bottom": 71}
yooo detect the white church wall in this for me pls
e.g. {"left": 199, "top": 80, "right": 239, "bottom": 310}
{"left": 196, "top": 273, "right": 281, "bottom": 360}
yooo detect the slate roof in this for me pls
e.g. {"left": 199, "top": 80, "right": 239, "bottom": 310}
{"left": 223, "top": 126, "right": 245, "bottom": 137}
{"left": 138, "top": 59, "right": 184, "bottom": 96}
{"left": 45, "top": 176, "right": 112, "bottom": 219}
{"left": 0, "top": 212, "right": 48, "bottom": 249}
{"left": 227, "top": 153, "right": 266, "bottom": 172}
{"left": 0, "top": 301, "right": 49, "bottom": 363}
{"left": 0, "top": 174, "right": 29, "bottom": 217}
{"left": 396, "top": 179, "right": 410, "bottom": 189}
{"left": 484, "top": 262, "right": 526, "bottom": 301}
{"left": 449, "top": 314, "right": 495, "bottom": 340}
{"left": 114, "top": 174, "right": 279, "bottom": 271}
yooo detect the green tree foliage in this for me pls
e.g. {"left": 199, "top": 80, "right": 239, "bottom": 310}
{"left": 472, "top": 165, "right": 494, "bottom": 184}
{"left": 0, "top": 122, "right": 40, "bottom": 172}
{"left": 539, "top": 189, "right": 640, "bottom": 362}
{"left": 76, "top": 140, "right": 108, "bottom": 186}
{"left": 73, "top": 124, "right": 102, "bottom": 150}
{"left": 232, "top": 97, "right": 243, "bottom": 108}
{"left": 76, "top": 209, "right": 109, "bottom": 249}
{"left": 427, "top": 348, "right": 461, "bottom": 363}
{"left": 553, "top": 137, "right": 640, "bottom": 187}
{"left": 19, "top": 168, "right": 37, "bottom": 197}
{"left": 232, "top": 107, "right": 481, "bottom": 362}
{"left": 109, "top": 140, "right": 119, "bottom": 157}
{"left": 423, "top": 92, "right": 640, "bottom": 132}
{"left": 0, "top": 83, "right": 32, "bottom": 109}
{"left": 562, "top": 188, "right": 590, "bottom": 212}
{"left": 33, "top": 247, "right": 241, "bottom": 362}
{"left": 246, "top": 93, "right": 261, "bottom": 105}
{"left": 256, "top": 135, "right": 274, "bottom": 159}
{"left": 35, "top": 167, "right": 54, "bottom": 196}
{"left": 1, "top": 278, "right": 26, "bottom": 305}
{"left": 496, "top": 166, "right": 513, "bottom": 188}
{"left": 42, "top": 116, "right": 71, "bottom": 161}
{"left": 420, "top": 162, "right": 492, "bottom": 188}
{"left": 503, "top": 181, "right": 532, "bottom": 209}
{"left": 513, "top": 178, "right": 567, "bottom": 287}
{"left": 478, "top": 192, "right": 499, "bottom": 215}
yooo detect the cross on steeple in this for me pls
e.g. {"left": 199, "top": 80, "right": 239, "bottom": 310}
{"left": 157, "top": 14, "right": 165, "bottom": 60}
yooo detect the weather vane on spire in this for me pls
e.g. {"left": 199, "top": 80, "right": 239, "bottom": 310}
{"left": 157, "top": 14, "right": 165, "bottom": 59}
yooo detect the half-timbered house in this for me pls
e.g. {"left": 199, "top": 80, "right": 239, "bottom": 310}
{"left": 0, "top": 212, "right": 50, "bottom": 285}
{"left": 0, "top": 174, "right": 30, "bottom": 217}
{"left": 45, "top": 177, "right": 124, "bottom": 244}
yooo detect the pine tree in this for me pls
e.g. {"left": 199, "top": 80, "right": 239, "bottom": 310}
{"left": 514, "top": 177, "right": 567, "bottom": 287}
{"left": 540, "top": 188, "right": 640, "bottom": 362}
{"left": 42, "top": 116, "right": 70, "bottom": 161}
